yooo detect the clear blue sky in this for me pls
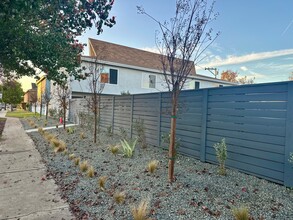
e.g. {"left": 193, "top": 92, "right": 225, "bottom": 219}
{"left": 78, "top": 0, "right": 293, "bottom": 83}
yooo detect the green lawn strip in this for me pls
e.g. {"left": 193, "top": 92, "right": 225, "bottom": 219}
{"left": 6, "top": 110, "right": 40, "bottom": 118}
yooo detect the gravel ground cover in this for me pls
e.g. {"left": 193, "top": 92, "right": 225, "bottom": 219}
{"left": 22, "top": 118, "right": 293, "bottom": 220}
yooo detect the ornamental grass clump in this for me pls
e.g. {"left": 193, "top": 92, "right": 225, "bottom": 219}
{"left": 213, "top": 138, "right": 227, "bottom": 175}
{"left": 80, "top": 132, "right": 85, "bottom": 139}
{"left": 121, "top": 138, "right": 138, "bottom": 158}
{"left": 232, "top": 206, "right": 250, "bottom": 220}
{"left": 113, "top": 191, "right": 126, "bottom": 204}
{"left": 54, "top": 140, "right": 66, "bottom": 153}
{"left": 80, "top": 160, "right": 89, "bottom": 172}
{"left": 50, "top": 138, "right": 60, "bottom": 148}
{"left": 69, "top": 153, "right": 75, "bottom": 160}
{"left": 109, "top": 145, "right": 120, "bottom": 156}
{"left": 74, "top": 157, "right": 80, "bottom": 166}
{"left": 98, "top": 176, "right": 107, "bottom": 191}
{"left": 131, "top": 199, "right": 150, "bottom": 220}
{"left": 147, "top": 160, "right": 159, "bottom": 174}
{"left": 38, "top": 127, "right": 44, "bottom": 134}
{"left": 87, "top": 166, "right": 95, "bottom": 178}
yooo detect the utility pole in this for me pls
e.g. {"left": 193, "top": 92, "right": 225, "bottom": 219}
{"left": 205, "top": 67, "right": 218, "bottom": 78}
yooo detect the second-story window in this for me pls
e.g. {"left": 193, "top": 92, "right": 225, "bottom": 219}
{"left": 100, "top": 68, "right": 118, "bottom": 84}
{"left": 149, "top": 75, "right": 156, "bottom": 88}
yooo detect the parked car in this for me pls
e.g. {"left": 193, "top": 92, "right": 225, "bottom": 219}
{"left": 0, "top": 103, "right": 5, "bottom": 111}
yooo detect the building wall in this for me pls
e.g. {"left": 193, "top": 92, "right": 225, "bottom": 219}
{"left": 70, "top": 60, "right": 233, "bottom": 95}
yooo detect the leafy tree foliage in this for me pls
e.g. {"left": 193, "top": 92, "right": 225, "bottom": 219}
{"left": 0, "top": 0, "right": 116, "bottom": 84}
{"left": 221, "top": 70, "right": 254, "bottom": 84}
{"left": 2, "top": 80, "right": 24, "bottom": 105}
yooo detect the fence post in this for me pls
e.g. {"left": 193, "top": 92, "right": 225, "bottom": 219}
{"left": 284, "top": 82, "right": 293, "bottom": 187}
{"left": 157, "top": 92, "right": 162, "bottom": 147}
{"left": 130, "top": 95, "right": 134, "bottom": 138}
{"left": 200, "top": 89, "right": 208, "bottom": 162}
{"left": 112, "top": 96, "right": 115, "bottom": 134}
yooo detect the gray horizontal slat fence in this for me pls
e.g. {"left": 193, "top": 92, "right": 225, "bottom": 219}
{"left": 80, "top": 81, "right": 293, "bottom": 187}
{"left": 206, "top": 82, "right": 289, "bottom": 185}
{"left": 100, "top": 96, "right": 113, "bottom": 129}
{"left": 160, "top": 90, "right": 203, "bottom": 159}
{"left": 132, "top": 93, "right": 160, "bottom": 146}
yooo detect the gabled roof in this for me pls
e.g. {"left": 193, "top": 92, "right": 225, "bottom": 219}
{"left": 88, "top": 38, "right": 196, "bottom": 75}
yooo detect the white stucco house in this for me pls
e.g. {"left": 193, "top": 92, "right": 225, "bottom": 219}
{"left": 38, "top": 39, "right": 237, "bottom": 120}
{"left": 69, "top": 38, "right": 236, "bottom": 98}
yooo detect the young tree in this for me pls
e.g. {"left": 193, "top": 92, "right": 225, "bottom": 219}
{"left": 55, "top": 83, "right": 70, "bottom": 129}
{"left": 86, "top": 57, "right": 105, "bottom": 143}
{"left": 2, "top": 80, "right": 24, "bottom": 110}
{"left": 0, "top": 0, "right": 116, "bottom": 83}
{"left": 138, "top": 0, "right": 219, "bottom": 182}
{"left": 43, "top": 89, "right": 52, "bottom": 120}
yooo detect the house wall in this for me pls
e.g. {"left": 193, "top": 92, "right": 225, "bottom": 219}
{"left": 69, "top": 81, "right": 293, "bottom": 187}
{"left": 70, "top": 60, "right": 233, "bottom": 95}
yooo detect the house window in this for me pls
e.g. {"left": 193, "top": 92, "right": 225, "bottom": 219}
{"left": 100, "top": 68, "right": 118, "bottom": 84}
{"left": 100, "top": 73, "right": 109, "bottom": 83}
{"left": 149, "top": 75, "right": 156, "bottom": 88}
{"left": 195, "top": 81, "right": 200, "bottom": 89}
{"left": 109, "top": 69, "right": 118, "bottom": 84}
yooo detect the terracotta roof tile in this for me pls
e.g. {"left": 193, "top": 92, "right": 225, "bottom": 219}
{"left": 88, "top": 38, "right": 196, "bottom": 75}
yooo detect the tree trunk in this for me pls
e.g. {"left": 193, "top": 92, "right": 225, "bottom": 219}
{"left": 168, "top": 91, "right": 178, "bottom": 182}
{"left": 34, "top": 103, "right": 36, "bottom": 114}
{"left": 45, "top": 103, "right": 49, "bottom": 120}
{"left": 63, "top": 98, "right": 66, "bottom": 129}
{"left": 93, "top": 94, "right": 98, "bottom": 143}
{"left": 40, "top": 103, "right": 42, "bottom": 117}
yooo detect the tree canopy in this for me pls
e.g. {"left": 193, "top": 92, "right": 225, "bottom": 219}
{"left": 0, "top": 0, "right": 115, "bottom": 85}
{"left": 221, "top": 70, "right": 254, "bottom": 84}
{"left": 2, "top": 80, "right": 24, "bottom": 105}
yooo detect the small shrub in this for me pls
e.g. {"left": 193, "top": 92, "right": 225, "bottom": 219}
{"left": 107, "top": 125, "right": 113, "bottom": 137}
{"left": 147, "top": 160, "right": 159, "bottom": 173}
{"left": 109, "top": 145, "right": 120, "bottom": 156}
{"left": 74, "top": 157, "right": 80, "bottom": 166}
{"left": 98, "top": 176, "right": 107, "bottom": 191}
{"left": 133, "top": 119, "right": 147, "bottom": 148}
{"left": 131, "top": 199, "right": 150, "bottom": 220}
{"left": 113, "top": 191, "right": 126, "bottom": 204}
{"left": 87, "top": 166, "right": 95, "bottom": 178}
{"left": 213, "top": 138, "right": 227, "bottom": 175}
{"left": 56, "top": 124, "right": 59, "bottom": 128}
{"left": 69, "top": 154, "right": 75, "bottom": 160}
{"left": 80, "top": 160, "right": 89, "bottom": 172}
{"left": 66, "top": 127, "right": 75, "bottom": 134}
{"left": 121, "top": 138, "right": 138, "bottom": 158}
{"left": 44, "top": 122, "right": 47, "bottom": 126}
{"left": 232, "top": 207, "right": 250, "bottom": 220}
{"left": 63, "top": 149, "right": 68, "bottom": 155}
{"left": 34, "top": 125, "right": 38, "bottom": 128}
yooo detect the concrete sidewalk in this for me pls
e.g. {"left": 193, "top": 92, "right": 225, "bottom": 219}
{"left": 0, "top": 112, "right": 74, "bottom": 220}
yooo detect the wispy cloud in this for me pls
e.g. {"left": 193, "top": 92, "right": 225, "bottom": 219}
{"left": 240, "top": 66, "right": 248, "bottom": 71}
{"left": 282, "top": 19, "right": 293, "bottom": 36}
{"left": 140, "top": 47, "right": 160, "bottom": 54}
{"left": 202, "top": 49, "right": 293, "bottom": 67}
